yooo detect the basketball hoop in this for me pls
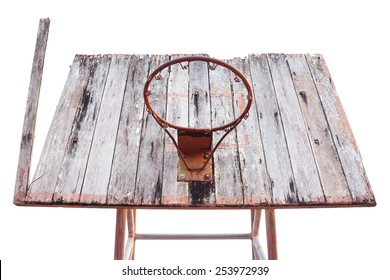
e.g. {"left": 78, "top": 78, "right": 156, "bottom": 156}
{"left": 144, "top": 56, "right": 253, "bottom": 182}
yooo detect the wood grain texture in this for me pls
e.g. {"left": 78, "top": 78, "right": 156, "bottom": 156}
{"left": 306, "top": 54, "right": 375, "bottom": 205}
{"left": 267, "top": 53, "right": 325, "bottom": 204}
{"left": 54, "top": 55, "right": 111, "bottom": 203}
{"left": 286, "top": 54, "right": 352, "bottom": 204}
{"left": 20, "top": 53, "right": 375, "bottom": 208}
{"left": 108, "top": 55, "right": 150, "bottom": 205}
{"left": 80, "top": 55, "right": 131, "bottom": 204}
{"left": 230, "top": 57, "right": 271, "bottom": 205}
{"left": 248, "top": 55, "right": 297, "bottom": 204}
{"left": 161, "top": 54, "right": 189, "bottom": 206}
{"left": 27, "top": 55, "right": 92, "bottom": 203}
{"left": 133, "top": 55, "right": 170, "bottom": 206}
{"left": 14, "top": 18, "right": 50, "bottom": 204}
{"left": 188, "top": 55, "right": 216, "bottom": 206}
{"left": 210, "top": 58, "right": 243, "bottom": 205}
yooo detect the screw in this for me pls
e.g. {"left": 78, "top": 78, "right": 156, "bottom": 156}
{"left": 178, "top": 174, "right": 186, "bottom": 180}
{"left": 204, "top": 173, "right": 211, "bottom": 180}
{"left": 204, "top": 153, "right": 210, "bottom": 159}
{"left": 155, "top": 73, "right": 163, "bottom": 80}
{"left": 314, "top": 139, "right": 320, "bottom": 145}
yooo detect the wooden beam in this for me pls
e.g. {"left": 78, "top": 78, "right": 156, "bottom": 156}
{"left": 265, "top": 209, "right": 278, "bottom": 260}
{"left": 14, "top": 18, "right": 50, "bottom": 204}
{"left": 114, "top": 209, "right": 127, "bottom": 260}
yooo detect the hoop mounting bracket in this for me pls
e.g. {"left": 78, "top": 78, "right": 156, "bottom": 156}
{"left": 144, "top": 56, "right": 252, "bottom": 183}
{"left": 177, "top": 130, "right": 213, "bottom": 182}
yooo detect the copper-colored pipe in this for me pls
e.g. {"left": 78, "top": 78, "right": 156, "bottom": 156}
{"left": 135, "top": 233, "right": 251, "bottom": 240}
{"left": 265, "top": 209, "right": 278, "bottom": 260}
{"left": 114, "top": 209, "right": 127, "bottom": 260}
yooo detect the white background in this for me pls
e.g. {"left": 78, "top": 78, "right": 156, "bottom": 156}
{"left": 0, "top": 0, "right": 389, "bottom": 279}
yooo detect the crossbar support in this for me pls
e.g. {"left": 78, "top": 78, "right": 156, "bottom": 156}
{"left": 114, "top": 209, "right": 278, "bottom": 260}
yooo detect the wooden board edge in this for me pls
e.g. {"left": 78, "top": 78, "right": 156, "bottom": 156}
{"left": 14, "top": 18, "right": 50, "bottom": 204}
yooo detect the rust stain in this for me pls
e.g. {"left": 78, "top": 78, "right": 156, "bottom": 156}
{"left": 79, "top": 194, "right": 107, "bottom": 204}
{"left": 216, "top": 196, "right": 244, "bottom": 205}
{"left": 26, "top": 192, "right": 53, "bottom": 202}
{"left": 325, "top": 195, "right": 353, "bottom": 204}
{"left": 354, "top": 157, "right": 372, "bottom": 194}
{"left": 334, "top": 96, "right": 358, "bottom": 151}
{"left": 17, "top": 167, "right": 25, "bottom": 192}
{"left": 162, "top": 196, "right": 189, "bottom": 205}
{"left": 245, "top": 196, "right": 272, "bottom": 205}
{"left": 236, "top": 91, "right": 247, "bottom": 113}
{"left": 53, "top": 193, "right": 80, "bottom": 203}
{"left": 211, "top": 92, "right": 231, "bottom": 97}
{"left": 14, "top": 191, "right": 27, "bottom": 204}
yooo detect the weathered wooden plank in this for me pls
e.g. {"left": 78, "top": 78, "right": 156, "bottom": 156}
{"left": 133, "top": 55, "right": 170, "bottom": 205}
{"left": 14, "top": 18, "right": 50, "bottom": 204}
{"left": 80, "top": 55, "right": 131, "bottom": 204}
{"left": 161, "top": 54, "right": 189, "bottom": 206}
{"left": 230, "top": 57, "right": 272, "bottom": 205}
{"left": 248, "top": 54, "right": 297, "bottom": 204}
{"left": 286, "top": 54, "right": 352, "bottom": 204}
{"left": 267, "top": 53, "right": 325, "bottom": 204}
{"left": 188, "top": 56, "right": 216, "bottom": 205}
{"left": 209, "top": 58, "right": 243, "bottom": 205}
{"left": 53, "top": 55, "right": 111, "bottom": 203}
{"left": 26, "top": 55, "right": 92, "bottom": 203}
{"left": 306, "top": 54, "right": 375, "bottom": 205}
{"left": 108, "top": 55, "right": 150, "bottom": 204}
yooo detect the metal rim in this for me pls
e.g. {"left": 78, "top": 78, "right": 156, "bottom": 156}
{"left": 143, "top": 56, "right": 253, "bottom": 133}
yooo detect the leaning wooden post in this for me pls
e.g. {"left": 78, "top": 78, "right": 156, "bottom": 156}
{"left": 14, "top": 18, "right": 50, "bottom": 204}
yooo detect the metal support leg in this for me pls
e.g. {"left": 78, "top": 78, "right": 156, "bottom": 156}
{"left": 114, "top": 209, "right": 127, "bottom": 260}
{"left": 265, "top": 209, "right": 278, "bottom": 260}
{"left": 251, "top": 209, "right": 266, "bottom": 260}
{"left": 125, "top": 209, "right": 136, "bottom": 260}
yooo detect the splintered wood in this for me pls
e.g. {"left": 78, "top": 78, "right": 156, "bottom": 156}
{"left": 16, "top": 53, "right": 376, "bottom": 208}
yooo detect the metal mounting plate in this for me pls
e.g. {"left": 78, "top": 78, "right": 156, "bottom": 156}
{"left": 177, "top": 130, "right": 213, "bottom": 182}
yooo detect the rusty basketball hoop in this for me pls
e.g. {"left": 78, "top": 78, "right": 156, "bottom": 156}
{"left": 144, "top": 56, "right": 253, "bottom": 182}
